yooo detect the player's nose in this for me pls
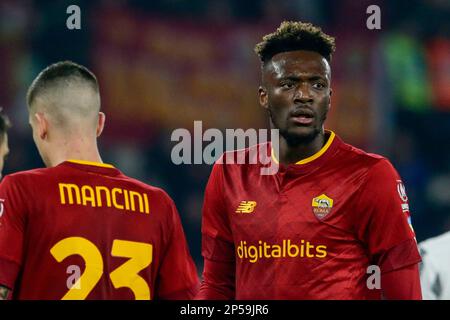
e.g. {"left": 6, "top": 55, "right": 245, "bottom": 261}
{"left": 293, "top": 84, "right": 313, "bottom": 104}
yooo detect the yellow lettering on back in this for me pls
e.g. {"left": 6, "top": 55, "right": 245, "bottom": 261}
{"left": 124, "top": 189, "right": 130, "bottom": 210}
{"left": 81, "top": 185, "right": 96, "bottom": 207}
{"left": 112, "top": 188, "right": 124, "bottom": 210}
{"left": 143, "top": 194, "right": 149, "bottom": 214}
{"left": 59, "top": 183, "right": 150, "bottom": 215}
{"left": 95, "top": 186, "right": 112, "bottom": 207}
{"left": 59, "top": 183, "right": 81, "bottom": 205}
{"left": 129, "top": 191, "right": 143, "bottom": 213}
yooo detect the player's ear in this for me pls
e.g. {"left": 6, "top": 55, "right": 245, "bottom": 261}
{"left": 328, "top": 88, "right": 332, "bottom": 112}
{"left": 96, "top": 112, "right": 105, "bottom": 137}
{"left": 34, "top": 112, "right": 48, "bottom": 140}
{"left": 259, "top": 86, "right": 269, "bottom": 110}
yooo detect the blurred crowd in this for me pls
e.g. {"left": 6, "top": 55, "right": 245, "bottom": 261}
{"left": 1, "top": 0, "right": 449, "bottom": 268}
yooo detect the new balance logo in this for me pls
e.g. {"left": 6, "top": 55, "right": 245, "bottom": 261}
{"left": 236, "top": 201, "right": 257, "bottom": 213}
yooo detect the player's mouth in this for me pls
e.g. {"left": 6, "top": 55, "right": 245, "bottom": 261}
{"left": 290, "top": 109, "right": 315, "bottom": 125}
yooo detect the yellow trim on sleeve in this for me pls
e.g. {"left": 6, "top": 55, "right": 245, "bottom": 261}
{"left": 67, "top": 159, "right": 114, "bottom": 168}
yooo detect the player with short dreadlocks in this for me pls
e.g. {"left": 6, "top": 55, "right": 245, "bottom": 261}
{"left": 196, "top": 21, "right": 422, "bottom": 300}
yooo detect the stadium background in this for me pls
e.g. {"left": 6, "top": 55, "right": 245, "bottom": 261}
{"left": 0, "top": 0, "right": 449, "bottom": 271}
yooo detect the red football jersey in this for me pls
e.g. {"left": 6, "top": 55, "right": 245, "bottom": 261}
{"left": 201, "top": 131, "right": 421, "bottom": 299}
{"left": 0, "top": 160, "right": 199, "bottom": 300}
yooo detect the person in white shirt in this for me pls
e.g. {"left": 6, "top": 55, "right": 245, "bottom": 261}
{"left": 419, "top": 231, "right": 450, "bottom": 299}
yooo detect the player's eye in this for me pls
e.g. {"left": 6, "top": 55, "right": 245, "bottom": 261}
{"left": 312, "top": 82, "right": 326, "bottom": 90}
{"left": 280, "top": 82, "right": 295, "bottom": 89}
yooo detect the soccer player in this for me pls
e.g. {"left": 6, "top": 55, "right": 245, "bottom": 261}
{"left": 197, "top": 21, "right": 422, "bottom": 300}
{"left": 0, "top": 61, "right": 199, "bottom": 300}
{"left": 0, "top": 111, "right": 10, "bottom": 180}
{"left": 419, "top": 231, "right": 450, "bottom": 299}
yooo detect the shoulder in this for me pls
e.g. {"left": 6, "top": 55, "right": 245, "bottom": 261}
{"left": 119, "top": 175, "right": 176, "bottom": 205}
{"left": 1, "top": 167, "right": 56, "bottom": 188}
{"left": 339, "top": 140, "right": 389, "bottom": 166}
{"left": 219, "top": 142, "right": 268, "bottom": 163}
{"left": 207, "top": 142, "right": 270, "bottom": 184}
{"left": 214, "top": 142, "right": 270, "bottom": 172}
{"left": 337, "top": 140, "right": 399, "bottom": 178}
{"left": 5, "top": 167, "right": 52, "bottom": 178}
{"left": 0, "top": 168, "right": 59, "bottom": 209}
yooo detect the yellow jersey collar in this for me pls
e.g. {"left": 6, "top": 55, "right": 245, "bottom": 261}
{"left": 67, "top": 159, "right": 115, "bottom": 169}
{"left": 271, "top": 130, "right": 336, "bottom": 165}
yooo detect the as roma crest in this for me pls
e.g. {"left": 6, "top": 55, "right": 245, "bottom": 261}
{"left": 312, "top": 194, "right": 334, "bottom": 219}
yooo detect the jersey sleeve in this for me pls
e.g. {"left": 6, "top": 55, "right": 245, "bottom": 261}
{"left": 353, "top": 159, "right": 421, "bottom": 273}
{"left": 155, "top": 195, "right": 200, "bottom": 300}
{"left": 198, "top": 161, "right": 236, "bottom": 299}
{"left": 381, "top": 263, "right": 422, "bottom": 299}
{"left": 201, "top": 162, "right": 234, "bottom": 262}
{"left": 0, "top": 176, "right": 27, "bottom": 290}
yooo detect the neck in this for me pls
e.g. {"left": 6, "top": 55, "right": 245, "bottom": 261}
{"left": 45, "top": 138, "right": 103, "bottom": 167}
{"left": 278, "top": 131, "right": 326, "bottom": 165}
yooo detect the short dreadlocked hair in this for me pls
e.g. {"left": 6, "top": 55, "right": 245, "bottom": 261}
{"left": 255, "top": 21, "right": 336, "bottom": 65}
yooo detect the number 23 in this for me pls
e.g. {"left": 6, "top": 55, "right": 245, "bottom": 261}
{"left": 50, "top": 237, "right": 153, "bottom": 300}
